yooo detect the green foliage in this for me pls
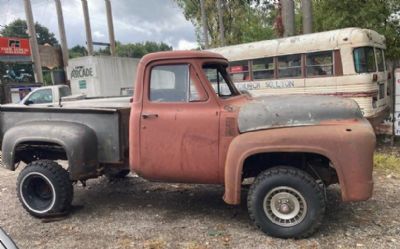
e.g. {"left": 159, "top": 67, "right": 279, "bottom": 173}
{"left": 114, "top": 41, "right": 172, "bottom": 58}
{"left": 374, "top": 152, "right": 400, "bottom": 176}
{"left": 69, "top": 42, "right": 172, "bottom": 59}
{"left": 175, "top": 0, "right": 277, "bottom": 47}
{"left": 69, "top": 45, "right": 87, "bottom": 58}
{"left": 312, "top": 0, "right": 400, "bottom": 59}
{"left": 0, "top": 19, "right": 58, "bottom": 46}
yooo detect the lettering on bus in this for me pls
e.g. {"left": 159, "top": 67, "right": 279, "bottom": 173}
{"left": 265, "top": 80, "right": 295, "bottom": 89}
{"left": 234, "top": 80, "right": 295, "bottom": 91}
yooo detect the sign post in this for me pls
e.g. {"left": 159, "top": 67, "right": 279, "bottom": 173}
{"left": 394, "top": 68, "right": 400, "bottom": 136}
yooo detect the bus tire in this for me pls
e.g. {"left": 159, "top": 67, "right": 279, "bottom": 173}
{"left": 17, "top": 160, "right": 73, "bottom": 218}
{"left": 247, "top": 166, "right": 325, "bottom": 238}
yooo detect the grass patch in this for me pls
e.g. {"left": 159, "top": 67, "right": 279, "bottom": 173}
{"left": 374, "top": 152, "right": 400, "bottom": 176}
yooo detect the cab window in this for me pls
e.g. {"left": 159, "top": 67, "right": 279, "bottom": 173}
{"left": 26, "top": 89, "right": 53, "bottom": 104}
{"left": 149, "top": 64, "right": 206, "bottom": 102}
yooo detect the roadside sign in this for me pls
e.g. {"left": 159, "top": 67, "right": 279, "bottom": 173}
{"left": 0, "top": 37, "right": 31, "bottom": 56}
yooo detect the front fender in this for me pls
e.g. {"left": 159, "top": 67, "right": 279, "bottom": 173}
{"left": 1, "top": 121, "right": 98, "bottom": 180}
{"left": 223, "top": 120, "right": 375, "bottom": 205}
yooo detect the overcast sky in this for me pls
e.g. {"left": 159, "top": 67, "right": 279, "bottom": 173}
{"left": 0, "top": 0, "right": 198, "bottom": 50}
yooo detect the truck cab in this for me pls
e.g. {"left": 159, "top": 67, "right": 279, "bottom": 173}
{"left": 19, "top": 85, "right": 75, "bottom": 106}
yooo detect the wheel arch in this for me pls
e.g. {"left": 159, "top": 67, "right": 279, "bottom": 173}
{"left": 1, "top": 121, "right": 99, "bottom": 180}
{"left": 223, "top": 135, "right": 342, "bottom": 205}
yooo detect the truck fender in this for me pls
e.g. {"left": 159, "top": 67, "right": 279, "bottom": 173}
{"left": 223, "top": 129, "right": 340, "bottom": 205}
{"left": 1, "top": 121, "right": 98, "bottom": 180}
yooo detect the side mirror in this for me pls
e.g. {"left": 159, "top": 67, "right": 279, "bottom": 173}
{"left": 24, "top": 100, "right": 34, "bottom": 106}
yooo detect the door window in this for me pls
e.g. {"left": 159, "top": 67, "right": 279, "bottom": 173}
{"left": 149, "top": 64, "right": 206, "bottom": 102}
{"left": 26, "top": 89, "right": 53, "bottom": 104}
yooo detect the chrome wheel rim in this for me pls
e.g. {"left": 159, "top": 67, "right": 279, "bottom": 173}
{"left": 263, "top": 186, "right": 307, "bottom": 227}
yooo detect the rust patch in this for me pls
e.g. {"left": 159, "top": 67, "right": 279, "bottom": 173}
{"left": 225, "top": 117, "right": 236, "bottom": 137}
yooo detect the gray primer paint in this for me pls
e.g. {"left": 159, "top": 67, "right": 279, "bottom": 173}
{"left": 238, "top": 95, "right": 363, "bottom": 133}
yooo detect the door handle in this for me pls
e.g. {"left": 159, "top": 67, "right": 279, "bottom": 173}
{"left": 142, "top": 113, "right": 159, "bottom": 119}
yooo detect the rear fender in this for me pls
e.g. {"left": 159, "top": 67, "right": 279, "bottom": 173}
{"left": 1, "top": 121, "right": 98, "bottom": 180}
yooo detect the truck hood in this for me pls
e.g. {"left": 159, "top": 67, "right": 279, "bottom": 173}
{"left": 238, "top": 95, "right": 363, "bottom": 133}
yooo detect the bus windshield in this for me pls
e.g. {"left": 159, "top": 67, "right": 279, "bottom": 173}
{"left": 353, "top": 47, "right": 377, "bottom": 73}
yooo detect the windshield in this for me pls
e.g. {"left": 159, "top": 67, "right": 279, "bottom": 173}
{"left": 353, "top": 46, "right": 377, "bottom": 73}
{"left": 202, "top": 64, "right": 239, "bottom": 98}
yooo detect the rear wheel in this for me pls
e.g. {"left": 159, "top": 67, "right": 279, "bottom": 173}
{"left": 17, "top": 160, "right": 73, "bottom": 217}
{"left": 247, "top": 166, "right": 325, "bottom": 238}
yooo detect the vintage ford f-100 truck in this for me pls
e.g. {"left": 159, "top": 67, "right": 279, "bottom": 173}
{"left": 0, "top": 51, "right": 375, "bottom": 238}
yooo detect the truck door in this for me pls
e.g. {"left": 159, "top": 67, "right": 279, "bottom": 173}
{"left": 140, "top": 63, "right": 220, "bottom": 183}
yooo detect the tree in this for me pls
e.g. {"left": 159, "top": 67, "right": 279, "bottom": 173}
{"left": 175, "top": 0, "right": 277, "bottom": 48}
{"left": 69, "top": 45, "right": 87, "bottom": 58}
{"left": 312, "top": 0, "right": 400, "bottom": 59}
{"left": 114, "top": 41, "right": 172, "bottom": 58}
{"left": 0, "top": 19, "right": 58, "bottom": 46}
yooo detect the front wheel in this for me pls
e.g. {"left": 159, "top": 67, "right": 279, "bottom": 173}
{"left": 17, "top": 160, "right": 73, "bottom": 218}
{"left": 247, "top": 166, "right": 325, "bottom": 238}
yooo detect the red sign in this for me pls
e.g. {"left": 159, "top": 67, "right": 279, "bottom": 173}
{"left": 0, "top": 37, "right": 31, "bottom": 56}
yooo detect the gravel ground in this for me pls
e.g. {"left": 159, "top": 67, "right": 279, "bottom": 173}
{"left": 1, "top": 152, "right": 400, "bottom": 249}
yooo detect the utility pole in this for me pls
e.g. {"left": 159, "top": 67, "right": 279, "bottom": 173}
{"left": 105, "top": 0, "right": 116, "bottom": 56}
{"left": 282, "top": 0, "right": 295, "bottom": 37}
{"left": 200, "top": 0, "right": 209, "bottom": 49}
{"left": 23, "top": 0, "right": 43, "bottom": 83}
{"left": 302, "top": 0, "right": 313, "bottom": 34}
{"left": 217, "top": 0, "right": 225, "bottom": 46}
{"left": 81, "top": 0, "right": 94, "bottom": 55}
{"left": 54, "top": 0, "right": 69, "bottom": 73}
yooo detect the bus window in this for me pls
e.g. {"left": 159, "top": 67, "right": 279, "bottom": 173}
{"left": 306, "top": 51, "right": 333, "bottom": 77}
{"left": 252, "top": 57, "right": 274, "bottom": 80}
{"left": 229, "top": 60, "right": 250, "bottom": 82}
{"left": 278, "top": 54, "right": 301, "bottom": 78}
{"left": 375, "top": 48, "right": 385, "bottom": 72}
{"left": 353, "top": 47, "right": 376, "bottom": 73}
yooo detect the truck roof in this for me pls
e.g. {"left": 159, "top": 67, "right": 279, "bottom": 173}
{"left": 140, "top": 50, "right": 227, "bottom": 65}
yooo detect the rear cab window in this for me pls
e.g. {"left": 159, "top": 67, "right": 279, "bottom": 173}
{"left": 27, "top": 89, "right": 53, "bottom": 104}
{"left": 59, "top": 86, "right": 71, "bottom": 98}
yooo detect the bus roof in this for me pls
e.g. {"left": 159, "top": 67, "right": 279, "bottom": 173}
{"left": 209, "top": 28, "right": 386, "bottom": 61}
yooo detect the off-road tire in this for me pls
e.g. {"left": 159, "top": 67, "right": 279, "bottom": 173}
{"left": 247, "top": 166, "right": 325, "bottom": 238}
{"left": 17, "top": 160, "right": 73, "bottom": 218}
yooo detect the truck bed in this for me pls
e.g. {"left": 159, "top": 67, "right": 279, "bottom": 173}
{"left": 0, "top": 99, "right": 131, "bottom": 164}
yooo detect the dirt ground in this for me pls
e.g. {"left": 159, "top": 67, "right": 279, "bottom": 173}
{"left": 1, "top": 145, "right": 400, "bottom": 249}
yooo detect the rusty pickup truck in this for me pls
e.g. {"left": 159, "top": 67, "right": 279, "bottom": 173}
{"left": 0, "top": 51, "right": 375, "bottom": 238}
